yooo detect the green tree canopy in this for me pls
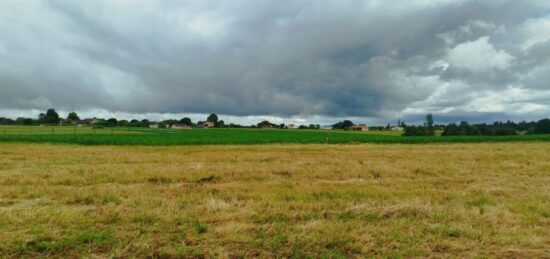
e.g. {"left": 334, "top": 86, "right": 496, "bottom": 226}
{"left": 67, "top": 112, "right": 80, "bottom": 123}
{"left": 257, "top": 120, "right": 274, "bottom": 128}
{"left": 43, "top": 109, "right": 60, "bottom": 124}
{"left": 332, "top": 120, "right": 354, "bottom": 129}
{"left": 442, "top": 123, "right": 459, "bottom": 136}
{"left": 533, "top": 118, "right": 550, "bottom": 134}
{"left": 426, "top": 114, "right": 434, "bottom": 136}
{"left": 180, "top": 117, "right": 193, "bottom": 126}
{"left": 207, "top": 113, "right": 218, "bottom": 123}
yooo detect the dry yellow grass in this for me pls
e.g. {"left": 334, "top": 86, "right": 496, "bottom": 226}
{"left": 0, "top": 143, "right": 549, "bottom": 258}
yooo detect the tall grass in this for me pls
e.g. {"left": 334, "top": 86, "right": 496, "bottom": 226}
{"left": 0, "top": 143, "right": 548, "bottom": 257}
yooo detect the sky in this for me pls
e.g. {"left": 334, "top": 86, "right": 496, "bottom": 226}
{"left": 1, "top": 0, "right": 549, "bottom": 125}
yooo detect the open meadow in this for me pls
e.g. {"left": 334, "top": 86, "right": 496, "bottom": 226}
{"left": 0, "top": 143, "right": 549, "bottom": 258}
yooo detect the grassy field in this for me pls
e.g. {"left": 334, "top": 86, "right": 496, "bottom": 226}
{"left": 0, "top": 125, "right": 127, "bottom": 135}
{"left": 1, "top": 126, "right": 550, "bottom": 145}
{"left": 0, "top": 143, "right": 549, "bottom": 257}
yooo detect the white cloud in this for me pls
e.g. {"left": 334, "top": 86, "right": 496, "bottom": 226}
{"left": 467, "top": 87, "right": 550, "bottom": 114}
{"left": 519, "top": 16, "right": 550, "bottom": 50}
{"left": 447, "top": 36, "right": 515, "bottom": 71}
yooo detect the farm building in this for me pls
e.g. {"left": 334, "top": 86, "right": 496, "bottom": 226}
{"left": 351, "top": 124, "right": 369, "bottom": 131}
{"left": 59, "top": 119, "right": 70, "bottom": 126}
{"left": 197, "top": 121, "right": 214, "bottom": 128}
{"left": 171, "top": 124, "right": 192, "bottom": 129}
{"left": 77, "top": 119, "right": 97, "bottom": 126}
{"left": 391, "top": 126, "right": 404, "bottom": 131}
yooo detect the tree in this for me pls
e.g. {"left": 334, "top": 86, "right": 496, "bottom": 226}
{"left": 426, "top": 114, "right": 434, "bottom": 136}
{"left": 216, "top": 120, "right": 225, "bottom": 128}
{"left": 0, "top": 117, "right": 16, "bottom": 125}
{"left": 106, "top": 118, "right": 118, "bottom": 127}
{"left": 442, "top": 123, "right": 459, "bottom": 136}
{"left": 180, "top": 117, "right": 193, "bottom": 126}
{"left": 207, "top": 113, "right": 218, "bottom": 123}
{"left": 443, "top": 122, "right": 480, "bottom": 136}
{"left": 38, "top": 113, "right": 46, "bottom": 123}
{"left": 459, "top": 121, "right": 480, "bottom": 136}
{"left": 16, "top": 117, "right": 34, "bottom": 125}
{"left": 533, "top": 118, "right": 550, "bottom": 134}
{"left": 333, "top": 120, "right": 354, "bottom": 130}
{"left": 342, "top": 120, "right": 354, "bottom": 129}
{"left": 67, "top": 112, "right": 80, "bottom": 124}
{"left": 43, "top": 109, "right": 60, "bottom": 124}
{"left": 404, "top": 125, "right": 430, "bottom": 136}
{"left": 257, "top": 120, "right": 274, "bottom": 128}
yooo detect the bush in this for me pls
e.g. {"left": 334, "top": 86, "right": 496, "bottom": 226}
{"left": 404, "top": 126, "right": 431, "bottom": 136}
{"left": 442, "top": 122, "right": 480, "bottom": 136}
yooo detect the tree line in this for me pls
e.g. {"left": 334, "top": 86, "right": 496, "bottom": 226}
{"left": 1, "top": 109, "right": 550, "bottom": 135}
{"left": 0, "top": 109, "right": 318, "bottom": 129}
{"left": 403, "top": 114, "right": 550, "bottom": 136}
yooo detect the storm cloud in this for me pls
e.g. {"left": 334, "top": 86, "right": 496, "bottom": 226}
{"left": 1, "top": 0, "right": 550, "bottom": 123}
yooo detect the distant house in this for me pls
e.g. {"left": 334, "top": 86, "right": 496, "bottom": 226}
{"left": 149, "top": 123, "right": 159, "bottom": 129}
{"left": 321, "top": 125, "right": 332, "bottom": 130}
{"left": 351, "top": 124, "right": 369, "bottom": 131}
{"left": 170, "top": 124, "right": 192, "bottom": 129}
{"left": 197, "top": 121, "right": 214, "bottom": 128}
{"left": 257, "top": 120, "right": 276, "bottom": 129}
{"left": 77, "top": 119, "right": 94, "bottom": 126}
{"left": 78, "top": 118, "right": 99, "bottom": 126}
{"left": 391, "top": 126, "right": 404, "bottom": 131}
{"left": 287, "top": 124, "right": 296, "bottom": 129}
{"left": 59, "top": 119, "right": 70, "bottom": 126}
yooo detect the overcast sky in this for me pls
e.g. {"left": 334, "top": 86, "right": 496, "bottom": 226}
{"left": 1, "top": 0, "right": 549, "bottom": 125}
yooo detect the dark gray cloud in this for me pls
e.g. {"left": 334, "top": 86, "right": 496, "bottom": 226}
{"left": 1, "top": 0, "right": 550, "bottom": 123}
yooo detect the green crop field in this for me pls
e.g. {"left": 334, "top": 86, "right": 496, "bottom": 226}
{"left": 0, "top": 125, "right": 162, "bottom": 135}
{"left": 0, "top": 126, "right": 549, "bottom": 145}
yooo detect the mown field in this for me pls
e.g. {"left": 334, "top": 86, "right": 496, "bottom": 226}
{"left": 0, "top": 143, "right": 549, "bottom": 258}
{"left": 1, "top": 126, "right": 550, "bottom": 145}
